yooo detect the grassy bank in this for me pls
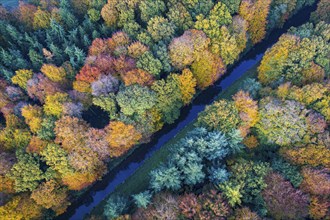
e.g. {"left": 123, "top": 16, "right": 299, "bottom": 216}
{"left": 88, "top": 64, "right": 259, "bottom": 218}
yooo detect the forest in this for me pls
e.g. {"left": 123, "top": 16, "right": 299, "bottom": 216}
{"left": 0, "top": 0, "right": 329, "bottom": 219}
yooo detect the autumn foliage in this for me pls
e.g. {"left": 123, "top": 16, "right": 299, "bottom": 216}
{"left": 170, "top": 69, "right": 197, "bottom": 105}
{"left": 41, "top": 64, "right": 66, "bottom": 82}
{"left": 262, "top": 172, "right": 309, "bottom": 220}
{"left": 105, "top": 121, "right": 142, "bottom": 157}
{"left": 121, "top": 69, "right": 155, "bottom": 86}
{"left": 239, "top": 0, "right": 272, "bottom": 44}
{"left": 0, "top": 1, "right": 326, "bottom": 219}
{"left": 31, "top": 180, "right": 70, "bottom": 215}
{"left": 191, "top": 50, "right": 226, "bottom": 89}
{"left": 76, "top": 65, "right": 101, "bottom": 83}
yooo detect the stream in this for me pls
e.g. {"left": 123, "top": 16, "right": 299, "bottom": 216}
{"left": 56, "top": 3, "right": 317, "bottom": 220}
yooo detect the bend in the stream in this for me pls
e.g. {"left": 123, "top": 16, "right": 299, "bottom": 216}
{"left": 56, "top": 3, "right": 318, "bottom": 220}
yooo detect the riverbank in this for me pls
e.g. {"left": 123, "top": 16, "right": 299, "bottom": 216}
{"left": 111, "top": 65, "right": 260, "bottom": 198}
{"left": 87, "top": 64, "right": 259, "bottom": 219}
{"left": 56, "top": 2, "right": 318, "bottom": 219}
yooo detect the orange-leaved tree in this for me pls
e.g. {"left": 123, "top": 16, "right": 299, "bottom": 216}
{"left": 105, "top": 121, "right": 142, "bottom": 157}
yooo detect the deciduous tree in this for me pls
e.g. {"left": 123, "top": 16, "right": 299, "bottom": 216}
{"left": 256, "top": 99, "right": 309, "bottom": 146}
{"left": 233, "top": 90, "right": 259, "bottom": 127}
{"left": 43, "top": 92, "right": 69, "bottom": 118}
{"left": 21, "top": 105, "right": 43, "bottom": 133}
{"left": 197, "top": 99, "right": 241, "bottom": 133}
{"left": 300, "top": 167, "right": 330, "bottom": 196}
{"left": 258, "top": 34, "right": 299, "bottom": 85}
{"left": 282, "top": 144, "right": 330, "bottom": 168}
{"left": 54, "top": 116, "right": 88, "bottom": 152}
{"left": 178, "top": 193, "right": 201, "bottom": 219}
{"left": 116, "top": 84, "right": 157, "bottom": 116}
{"left": 76, "top": 65, "right": 101, "bottom": 83}
{"left": 11, "top": 69, "right": 33, "bottom": 90}
{"left": 31, "top": 180, "right": 70, "bottom": 215}
{"left": 0, "top": 195, "right": 43, "bottom": 220}
{"left": 227, "top": 159, "right": 271, "bottom": 206}
{"left": 27, "top": 73, "right": 63, "bottom": 103}
{"left": 92, "top": 94, "right": 117, "bottom": 119}
{"left": 197, "top": 189, "right": 230, "bottom": 219}
{"left": 222, "top": 0, "right": 242, "bottom": 14}
{"left": 40, "top": 64, "right": 66, "bottom": 82}
{"left": 191, "top": 50, "right": 225, "bottom": 89}
{"left": 262, "top": 172, "right": 309, "bottom": 220}
{"left": 167, "top": 3, "right": 193, "bottom": 32}
{"left": 232, "top": 207, "right": 261, "bottom": 220}
{"left": 86, "top": 128, "right": 111, "bottom": 161}
{"left": 147, "top": 16, "right": 175, "bottom": 42}
{"left": 136, "top": 51, "right": 162, "bottom": 77}
{"left": 100, "top": 1, "right": 119, "bottom": 27}
{"left": 33, "top": 7, "right": 51, "bottom": 30}
{"left": 40, "top": 143, "right": 72, "bottom": 175}
{"left": 239, "top": 0, "right": 272, "bottom": 44}
{"left": 26, "top": 136, "right": 48, "bottom": 154}
{"left": 309, "top": 196, "right": 329, "bottom": 220}
{"left": 127, "top": 42, "right": 149, "bottom": 59}
{"left": 91, "top": 74, "right": 119, "bottom": 96}
{"left": 62, "top": 171, "right": 99, "bottom": 190}
{"left": 311, "top": 0, "right": 330, "bottom": 23}
{"left": 169, "top": 69, "right": 196, "bottom": 105}
{"left": 18, "top": 2, "right": 37, "bottom": 29}
{"left": 168, "top": 29, "right": 210, "bottom": 70}
{"left": 195, "top": 2, "right": 232, "bottom": 39}
{"left": 105, "top": 121, "right": 142, "bottom": 157}
{"left": 7, "top": 151, "right": 44, "bottom": 192}
{"left": 121, "top": 68, "right": 155, "bottom": 86}
{"left": 152, "top": 78, "right": 182, "bottom": 124}
{"left": 139, "top": 0, "right": 166, "bottom": 23}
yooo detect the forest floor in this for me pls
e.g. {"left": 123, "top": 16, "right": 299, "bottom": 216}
{"left": 88, "top": 64, "right": 259, "bottom": 218}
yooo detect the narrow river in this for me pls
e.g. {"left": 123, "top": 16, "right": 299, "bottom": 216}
{"left": 57, "top": 3, "right": 317, "bottom": 220}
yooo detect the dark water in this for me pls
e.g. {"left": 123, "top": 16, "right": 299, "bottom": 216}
{"left": 82, "top": 106, "right": 110, "bottom": 129}
{"left": 57, "top": 3, "right": 317, "bottom": 220}
{"left": 0, "top": 112, "right": 5, "bottom": 126}
{"left": 0, "top": 0, "right": 19, "bottom": 9}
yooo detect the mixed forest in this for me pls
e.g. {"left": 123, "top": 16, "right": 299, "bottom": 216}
{"left": 0, "top": 0, "right": 329, "bottom": 219}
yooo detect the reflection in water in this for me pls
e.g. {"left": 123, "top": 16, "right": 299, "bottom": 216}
{"left": 57, "top": 3, "right": 317, "bottom": 220}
